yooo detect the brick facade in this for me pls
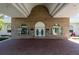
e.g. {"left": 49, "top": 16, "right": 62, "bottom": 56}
{"left": 11, "top": 5, "right": 69, "bottom": 39}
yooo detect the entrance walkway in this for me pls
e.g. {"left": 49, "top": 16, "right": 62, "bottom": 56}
{"left": 0, "top": 38, "right": 79, "bottom": 55}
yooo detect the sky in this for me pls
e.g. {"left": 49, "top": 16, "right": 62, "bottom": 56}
{"left": 3, "top": 15, "right": 11, "bottom": 23}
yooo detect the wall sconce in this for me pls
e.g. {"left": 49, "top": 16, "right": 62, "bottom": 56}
{"left": 30, "top": 28, "right": 34, "bottom": 31}
{"left": 46, "top": 28, "right": 49, "bottom": 31}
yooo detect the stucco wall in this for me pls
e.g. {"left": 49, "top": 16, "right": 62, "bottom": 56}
{"left": 11, "top": 5, "right": 69, "bottom": 39}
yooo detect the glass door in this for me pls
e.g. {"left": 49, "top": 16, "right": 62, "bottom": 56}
{"left": 35, "top": 28, "right": 45, "bottom": 37}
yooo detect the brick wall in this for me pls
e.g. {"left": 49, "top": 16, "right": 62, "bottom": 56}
{"left": 11, "top": 5, "right": 69, "bottom": 39}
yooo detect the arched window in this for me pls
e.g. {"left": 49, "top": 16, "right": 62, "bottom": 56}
{"left": 52, "top": 24, "right": 62, "bottom": 35}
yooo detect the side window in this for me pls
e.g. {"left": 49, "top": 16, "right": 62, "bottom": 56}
{"left": 52, "top": 24, "right": 62, "bottom": 35}
{"left": 20, "top": 24, "right": 28, "bottom": 35}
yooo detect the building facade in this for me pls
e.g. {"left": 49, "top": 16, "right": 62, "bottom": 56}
{"left": 12, "top": 5, "right": 69, "bottom": 39}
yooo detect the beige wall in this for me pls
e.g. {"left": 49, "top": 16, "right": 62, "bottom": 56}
{"left": 11, "top": 5, "right": 69, "bottom": 39}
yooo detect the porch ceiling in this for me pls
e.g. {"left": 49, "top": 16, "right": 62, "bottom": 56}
{"left": 12, "top": 3, "right": 65, "bottom": 17}
{"left": 0, "top": 3, "right": 79, "bottom": 17}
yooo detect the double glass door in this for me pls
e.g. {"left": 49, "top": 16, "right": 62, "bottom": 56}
{"left": 35, "top": 28, "right": 45, "bottom": 37}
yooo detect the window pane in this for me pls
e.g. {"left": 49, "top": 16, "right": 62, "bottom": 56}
{"left": 41, "top": 29, "right": 43, "bottom": 35}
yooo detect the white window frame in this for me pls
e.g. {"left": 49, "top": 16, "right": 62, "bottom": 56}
{"left": 52, "top": 25, "right": 61, "bottom": 35}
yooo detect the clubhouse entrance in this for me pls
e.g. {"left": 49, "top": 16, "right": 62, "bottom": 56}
{"left": 35, "top": 22, "right": 45, "bottom": 37}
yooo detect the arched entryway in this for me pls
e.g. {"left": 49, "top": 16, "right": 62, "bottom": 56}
{"left": 35, "top": 22, "right": 45, "bottom": 37}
